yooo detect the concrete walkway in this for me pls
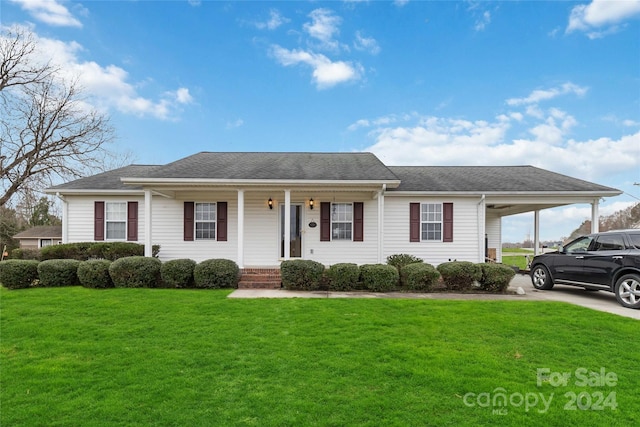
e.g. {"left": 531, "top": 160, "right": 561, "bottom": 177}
{"left": 228, "top": 274, "right": 640, "bottom": 320}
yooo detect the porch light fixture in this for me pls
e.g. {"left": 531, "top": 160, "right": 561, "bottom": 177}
{"left": 268, "top": 198, "right": 273, "bottom": 209}
{"left": 309, "top": 198, "right": 314, "bottom": 210}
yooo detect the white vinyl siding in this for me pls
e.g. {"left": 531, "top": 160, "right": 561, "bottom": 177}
{"left": 384, "top": 196, "right": 479, "bottom": 266}
{"left": 65, "top": 196, "right": 145, "bottom": 244}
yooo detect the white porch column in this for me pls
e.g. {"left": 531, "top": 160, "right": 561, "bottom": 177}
{"left": 534, "top": 210, "right": 540, "bottom": 256}
{"left": 58, "top": 194, "right": 68, "bottom": 243}
{"left": 144, "top": 189, "right": 153, "bottom": 257}
{"left": 591, "top": 199, "right": 600, "bottom": 233}
{"left": 377, "top": 187, "right": 385, "bottom": 263}
{"left": 237, "top": 189, "right": 244, "bottom": 268}
{"left": 284, "top": 190, "right": 291, "bottom": 261}
{"left": 477, "top": 195, "right": 486, "bottom": 263}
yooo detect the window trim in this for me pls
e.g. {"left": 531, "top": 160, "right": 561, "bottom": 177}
{"left": 420, "top": 202, "right": 443, "bottom": 242}
{"left": 105, "top": 201, "right": 127, "bottom": 241}
{"left": 331, "top": 202, "right": 354, "bottom": 241}
{"left": 194, "top": 202, "right": 217, "bottom": 240}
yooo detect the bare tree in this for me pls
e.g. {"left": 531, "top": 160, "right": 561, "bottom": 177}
{"left": 0, "top": 27, "right": 114, "bottom": 207}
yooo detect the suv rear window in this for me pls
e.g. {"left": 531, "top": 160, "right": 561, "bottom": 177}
{"left": 628, "top": 233, "right": 640, "bottom": 249}
{"left": 591, "top": 234, "right": 625, "bottom": 251}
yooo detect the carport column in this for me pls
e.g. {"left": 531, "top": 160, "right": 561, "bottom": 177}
{"left": 237, "top": 189, "right": 244, "bottom": 268}
{"left": 591, "top": 199, "right": 600, "bottom": 234}
{"left": 534, "top": 210, "right": 540, "bottom": 256}
{"left": 144, "top": 189, "right": 153, "bottom": 257}
{"left": 284, "top": 189, "right": 291, "bottom": 261}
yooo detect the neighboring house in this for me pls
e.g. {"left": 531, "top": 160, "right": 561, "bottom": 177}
{"left": 45, "top": 152, "right": 621, "bottom": 268}
{"left": 13, "top": 225, "right": 63, "bottom": 249}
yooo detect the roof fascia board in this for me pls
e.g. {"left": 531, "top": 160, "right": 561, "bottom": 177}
{"left": 44, "top": 189, "right": 146, "bottom": 196}
{"left": 385, "top": 190, "right": 621, "bottom": 198}
{"left": 121, "top": 177, "right": 401, "bottom": 188}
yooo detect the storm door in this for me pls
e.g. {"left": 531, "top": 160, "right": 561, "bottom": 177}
{"left": 280, "top": 204, "right": 302, "bottom": 258}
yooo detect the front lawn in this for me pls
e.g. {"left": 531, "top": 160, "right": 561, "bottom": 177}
{"left": 1, "top": 287, "right": 638, "bottom": 426}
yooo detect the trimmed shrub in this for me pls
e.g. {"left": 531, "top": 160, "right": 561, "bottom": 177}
{"left": 193, "top": 259, "right": 240, "bottom": 289}
{"left": 10, "top": 248, "right": 41, "bottom": 260}
{"left": 40, "top": 242, "right": 94, "bottom": 261}
{"left": 41, "top": 242, "right": 161, "bottom": 261}
{"left": 280, "top": 259, "right": 325, "bottom": 291}
{"left": 387, "top": 254, "right": 423, "bottom": 271}
{"left": 437, "top": 261, "right": 482, "bottom": 291}
{"left": 161, "top": 259, "right": 197, "bottom": 288}
{"left": 402, "top": 262, "right": 440, "bottom": 291}
{"left": 109, "top": 256, "right": 162, "bottom": 288}
{"left": 325, "top": 263, "right": 359, "bottom": 291}
{"left": 0, "top": 260, "right": 40, "bottom": 289}
{"left": 479, "top": 263, "right": 516, "bottom": 292}
{"left": 78, "top": 260, "right": 113, "bottom": 288}
{"left": 37, "top": 259, "right": 81, "bottom": 287}
{"left": 359, "top": 264, "right": 399, "bottom": 292}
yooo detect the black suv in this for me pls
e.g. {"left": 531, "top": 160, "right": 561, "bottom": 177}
{"left": 530, "top": 229, "right": 640, "bottom": 309}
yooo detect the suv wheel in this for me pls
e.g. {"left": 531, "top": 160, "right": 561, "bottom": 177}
{"left": 614, "top": 274, "right": 640, "bottom": 309}
{"left": 531, "top": 265, "right": 554, "bottom": 290}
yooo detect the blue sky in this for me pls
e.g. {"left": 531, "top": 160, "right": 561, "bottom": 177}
{"left": 3, "top": 0, "right": 639, "bottom": 242}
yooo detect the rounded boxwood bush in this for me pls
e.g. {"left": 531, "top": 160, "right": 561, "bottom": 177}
{"left": 437, "top": 261, "right": 482, "bottom": 291}
{"left": 359, "top": 264, "right": 399, "bottom": 292}
{"left": 479, "top": 263, "right": 516, "bottom": 292}
{"left": 161, "top": 259, "right": 197, "bottom": 288}
{"left": 387, "top": 254, "right": 423, "bottom": 271}
{"left": 402, "top": 262, "right": 440, "bottom": 291}
{"left": 78, "top": 260, "right": 113, "bottom": 288}
{"left": 0, "top": 259, "right": 40, "bottom": 289}
{"left": 280, "top": 259, "right": 325, "bottom": 291}
{"left": 37, "top": 259, "right": 81, "bottom": 287}
{"left": 326, "top": 263, "right": 359, "bottom": 291}
{"left": 109, "top": 256, "right": 162, "bottom": 288}
{"left": 193, "top": 259, "right": 240, "bottom": 289}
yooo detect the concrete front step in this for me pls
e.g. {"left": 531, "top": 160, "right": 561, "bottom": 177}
{"left": 238, "top": 268, "right": 282, "bottom": 289}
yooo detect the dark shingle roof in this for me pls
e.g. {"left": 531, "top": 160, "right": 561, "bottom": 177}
{"left": 48, "top": 165, "right": 160, "bottom": 191}
{"left": 143, "top": 152, "right": 399, "bottom": 181}
{"left": 14, "top": 225, "right": 62, "bottom": 239}
{"left": 387, "top": 166, "right": 620, "bottom": 193}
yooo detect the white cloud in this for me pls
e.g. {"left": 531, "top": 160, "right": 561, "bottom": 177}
{"left": 270, "top": 45, "right": 362, "bottom": 89}
{"left": 353, "top": 31, "right": 380, "bottom": 55}
{"left": 25, "top": 30, "right": 193, "bottom": 120}
{"left": 506, "top": 82, "right": 588, "bottom": 106}
{"left": 303, "top": 8, "right": 343, "bottom": 51}
{"left": 9, "top": 0, "right": 82, "bottom": 27}
{"left": 567, "top": 0, "right": 640, "bottom": 37}
{"left": 393, "top": 0, "right": 410, "bottom": 7}
{"left": 226, "top": 118, "right": 244, "bottom": 129}
{"left": 255, "top": 9, "right": 289, "bottom": 30}
{"left": 474, "top": 11, "right": 491, "bottom": 31}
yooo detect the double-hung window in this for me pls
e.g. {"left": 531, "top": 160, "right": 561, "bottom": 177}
{"left": 421, "top": 203, "right": 442, "bottom": 241}
{"left": 331, "top": 203, "right": 353, "bottom": 240}
{"left": 106, "top": 202, "right": 127, "bottom": 240}
{"left": 195, "top": 202, "right": 216, "bottom": 240}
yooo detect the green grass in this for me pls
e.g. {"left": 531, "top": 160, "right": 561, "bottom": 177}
{"left": 501, "top": 255, "right": 528, "bottom": 270}
{"left": 2, "top": 287, "right": 638, "bottom": 426}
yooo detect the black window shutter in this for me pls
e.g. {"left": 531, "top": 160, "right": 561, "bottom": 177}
{"left": 184, "top": 202, "right": 194, "bottom": 241}
{"left": 217, "top": 202, "right": 227, "bottom": 241}
{"left": 320, "top": 202, "right": 331, "bottom": 242}
{"left": 353, "top": 202, "right": 364, "bottom": 242}
{"left": 94, "top": 201, "right": 105, "bottom": 241}
{"left": 409, "top": 203, "right": 420, "bottom": 242}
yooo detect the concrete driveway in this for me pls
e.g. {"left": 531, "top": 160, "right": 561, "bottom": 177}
{"left": 229, "top": 273, "right": 640, "bottom": 320}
